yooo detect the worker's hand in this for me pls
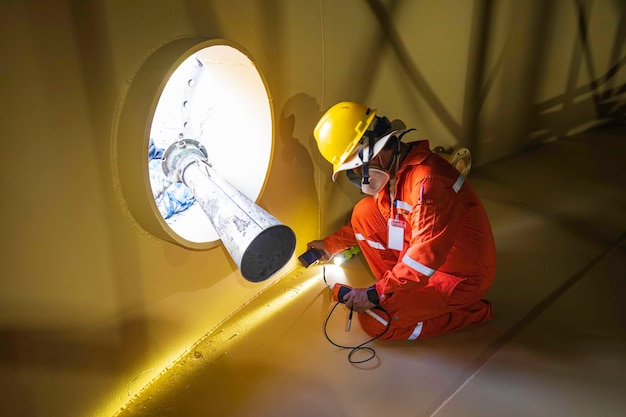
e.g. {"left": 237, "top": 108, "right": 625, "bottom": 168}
{"left": 306, "top": 240, "right": 331, "bottom": 262}
{"left": 343, "top": 288, "right": 376, "bottom": 313}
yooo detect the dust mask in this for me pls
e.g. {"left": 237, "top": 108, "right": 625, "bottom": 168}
{"left": 361, "top": 168, "right": 390, "bottom": 195}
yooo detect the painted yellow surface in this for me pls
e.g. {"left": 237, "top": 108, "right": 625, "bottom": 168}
{"left": 1, "top": 1, "right": 625, "bottom": 417}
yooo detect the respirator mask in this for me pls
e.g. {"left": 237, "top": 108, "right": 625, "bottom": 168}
{"left": 345, "top": 165, "right": 391, "bottom": 195}
{"left": 361, "top": 168, "right": 390, "bottom": 195}
{"left": 345, "top": 121, "right": 399, "bottom": 195}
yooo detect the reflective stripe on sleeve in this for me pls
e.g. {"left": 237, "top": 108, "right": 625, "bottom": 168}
{"left": 452, "top": 174, "right": 465, "bottom": 193}
{"left": 355, "top": 233, "right": 386, "bottom": 250}
{"left": 408, "top": 322, "right": 423, "bottom": 340}
{"left": 402, "top": 253, "right": 436, "bottom": 276}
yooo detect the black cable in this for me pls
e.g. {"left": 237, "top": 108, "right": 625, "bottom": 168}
{"left": 321, "top": 263, "right": 391, "bottom": 365}
{"left": 323, "top": 303, "right": 391, "bottom": 364}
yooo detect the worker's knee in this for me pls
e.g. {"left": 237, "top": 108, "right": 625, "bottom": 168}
{"left": 357, "top": 309, "right": 396, "bottom": 340}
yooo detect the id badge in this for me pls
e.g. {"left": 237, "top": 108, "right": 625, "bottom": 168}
{"left": 387, "top": 218, "right": 406, "bottom": 251}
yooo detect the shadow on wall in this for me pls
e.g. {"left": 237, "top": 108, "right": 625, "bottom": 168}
{"left": 271, "top": 94, "right": 324, "bottom": 244}
{"left": 529, "top": 0, "right": 626, "bottom": 145}
{"left": 268, "top": 94, "right": 363, "bottom": 243}
{"left": 279, "top": 94, "right": 323, "bottom": 195}
{"left": 362, "top": 0, "right": 626, "bottom": 164}
{"left": 185, "top": 0, "right": 224, "bottom": 37}
{"left": 363, "top": 0, "right": 463, "bottom": 143}
{"left": 284, "top": 94, "right": 368, "bottom": 225}
{"left": 251, "top": 93, "right": 323, "bottom": 247}
{"left": 68, "top": 0, "right": 153, "bottom": 372}
{"left": 270, "top": 0, "right": 626, "bottom": 246}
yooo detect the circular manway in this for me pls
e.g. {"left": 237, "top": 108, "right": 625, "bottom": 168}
{"left": 148, "top": 44, "right": 273, "bottom": 245}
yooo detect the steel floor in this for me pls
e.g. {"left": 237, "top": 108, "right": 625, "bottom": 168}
{"left": 117, "top": 124, "right": 626, "bottom": 417}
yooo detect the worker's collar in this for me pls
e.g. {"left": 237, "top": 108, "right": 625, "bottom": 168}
{"left": 395, "top": 140, "right": 432, "bottom": 175}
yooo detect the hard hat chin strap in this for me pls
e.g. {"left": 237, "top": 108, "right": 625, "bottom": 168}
{"left": 357, "top": 116, "right": 392, "bottom": 185}
{"left": 358, "top": 136, "right": 374, "bottom": 185}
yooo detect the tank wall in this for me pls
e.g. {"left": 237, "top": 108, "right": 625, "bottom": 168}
{"left": 0, "top": 1, "right": 623, "bottom": 416}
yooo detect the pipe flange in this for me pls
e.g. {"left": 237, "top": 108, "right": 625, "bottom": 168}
{"left": 161, "top": 139, "right": 208, "bottom": 182}
{"left": 449, "top": 148, "right": 472, "bottom": 177}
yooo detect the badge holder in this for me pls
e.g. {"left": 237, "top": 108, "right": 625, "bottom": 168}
{"left": 388, "top": 218, "right": 405, "bottom": 251}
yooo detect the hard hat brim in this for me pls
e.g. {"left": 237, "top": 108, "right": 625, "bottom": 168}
{"left": 331, "top": 130, "right": 400, "bottom": 181}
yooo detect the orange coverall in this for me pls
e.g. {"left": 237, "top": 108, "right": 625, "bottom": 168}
{"left": 324, "top": 140, "right": 496, "bottom": 340}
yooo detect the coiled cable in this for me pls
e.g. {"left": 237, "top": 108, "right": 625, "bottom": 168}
{"left": 321, "top": 264, "right": 391, "bottom": 365}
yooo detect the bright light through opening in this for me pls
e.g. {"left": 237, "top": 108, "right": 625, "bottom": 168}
{"left": 149, "top": 44, "right": 273, "bottom": 245}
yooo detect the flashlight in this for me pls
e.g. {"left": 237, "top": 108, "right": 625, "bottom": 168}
{"left": 333, "top": 245, "right": 361, "bottom": 265}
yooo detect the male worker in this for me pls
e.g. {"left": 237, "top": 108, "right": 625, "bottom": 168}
{"left": 307, "top": 102, "right": 496, "bottom": 341}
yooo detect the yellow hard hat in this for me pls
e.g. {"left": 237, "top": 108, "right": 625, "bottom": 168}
{"left": 313, "top": 102, "right": 377, "bottom": 178}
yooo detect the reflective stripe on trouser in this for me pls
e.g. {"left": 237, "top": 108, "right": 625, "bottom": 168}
{"left": 350, "top": 196, "right": 400, "bottom": 280}
{"left": 350, "top": 196, "right": 494, "bottom": 341}
{"left": 358, "top": 300, "right": 493, "bottom": 341}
